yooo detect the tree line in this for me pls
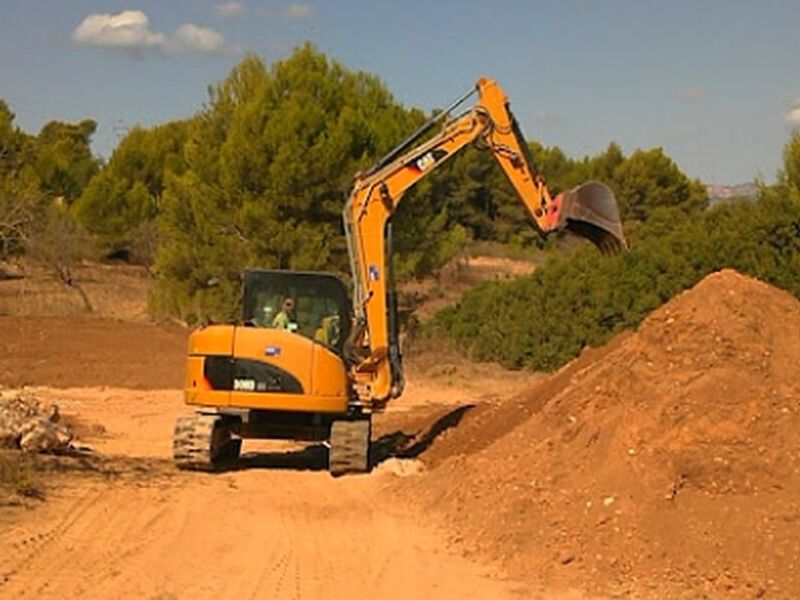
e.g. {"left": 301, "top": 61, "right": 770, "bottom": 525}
{"left": 2, "top": 43, "right": 797, "bottom": 333}
{"left": 0, "top": 100, "right": 100, "bottom": 307}
{"left": 433, "top": 138, "right": 800, "bottom": 371}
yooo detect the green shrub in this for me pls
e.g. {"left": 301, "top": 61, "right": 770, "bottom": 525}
{"left": 435, "top": 190, "right": 800, "bottom": 372}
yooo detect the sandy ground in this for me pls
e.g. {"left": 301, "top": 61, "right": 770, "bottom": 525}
{"left": 0, "top": 383, "right": 560, "bottom": 600}
{"left": 4, "top": 476, "right": 531, "bottom": 599}
{"left": 0, "top": 257, "right": 562, "bottom": 599}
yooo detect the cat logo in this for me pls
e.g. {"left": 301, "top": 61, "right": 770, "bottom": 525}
{"left": 415, "top": 152, "right": 437, "bottom": 171}
{"left": 407, "top": 149, "right": 448, "bottom": 173}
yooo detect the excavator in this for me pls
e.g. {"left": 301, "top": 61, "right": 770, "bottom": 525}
{"left": 173, "top": 77, "right": 627, "bottom": 475}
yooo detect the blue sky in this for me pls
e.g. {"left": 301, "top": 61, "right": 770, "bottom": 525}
{"left": 1, "top": 1, "right": 799, "bottom": 184}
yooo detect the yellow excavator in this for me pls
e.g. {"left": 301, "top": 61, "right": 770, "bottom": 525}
{"left": 173, "top": 77, "right": 626, "bottom": 475}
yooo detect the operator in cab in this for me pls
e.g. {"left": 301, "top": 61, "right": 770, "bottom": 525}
{"left": 272, "top": 297, "right": 296, "bottom": 330}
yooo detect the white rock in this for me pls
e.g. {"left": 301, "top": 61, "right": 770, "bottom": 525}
{"left": 375, "top": 458, "right": 425, "bottom": 477}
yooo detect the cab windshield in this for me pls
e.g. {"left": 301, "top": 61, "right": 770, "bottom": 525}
{"left": 241, "top": 270, "right": 351, "bottom": 354}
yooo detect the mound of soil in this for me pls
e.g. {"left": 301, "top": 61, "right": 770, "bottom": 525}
{"left": 409, "top": 270, "right": 800, "bottom": 598}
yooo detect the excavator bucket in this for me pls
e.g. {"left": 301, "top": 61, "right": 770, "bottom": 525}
{"left": 556, "top": 181, "right": 627, "bottom": 253}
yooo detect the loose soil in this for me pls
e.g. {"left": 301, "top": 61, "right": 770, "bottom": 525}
{"left": 403, "top": 270, "right": 800, "bottom": 598}
{"left": 0, "top": 316, "right": 187, "bottom": 389}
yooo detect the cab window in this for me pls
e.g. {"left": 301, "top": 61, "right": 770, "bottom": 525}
{"left": 242, "top": 271, "right": 350, "bottom": 354}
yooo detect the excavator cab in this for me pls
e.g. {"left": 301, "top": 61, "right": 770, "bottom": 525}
{"left": 241, "top": 269, "right": 352, "bottom": 355}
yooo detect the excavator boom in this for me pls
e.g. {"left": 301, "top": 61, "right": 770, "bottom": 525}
{"left": 343, "top": 77, "right": 626, "bottom": 405}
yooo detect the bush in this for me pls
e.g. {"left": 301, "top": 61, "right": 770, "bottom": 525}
{"left": 435, "top": 190, "right": 800, "bottom": 372}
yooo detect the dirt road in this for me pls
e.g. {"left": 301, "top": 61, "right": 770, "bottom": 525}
{"left": 0, "top": 315, "right": 557, "bottom": 599}
{"left": 0, "top": 388, "right": 539, "bottom": 600}
{"left": 1, "top": 466, "right": 530, "bottom": 599}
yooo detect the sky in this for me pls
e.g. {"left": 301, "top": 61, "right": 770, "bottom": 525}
{"left": 1, "top": 1, "right": 799, "bottom": 184}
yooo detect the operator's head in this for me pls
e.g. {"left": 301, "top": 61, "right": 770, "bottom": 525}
{"left": 282, "top": 297, "right": 294, "bottom": 314}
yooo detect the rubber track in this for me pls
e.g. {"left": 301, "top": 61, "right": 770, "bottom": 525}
{"left": 329, "top": 419, "right": 371, "bottom": 476}
{"left": 173, "top": 413, "right": 222, "bottom": 471}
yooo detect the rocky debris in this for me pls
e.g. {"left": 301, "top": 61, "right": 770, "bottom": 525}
{"left": 0, "top": 390, "right": 73, "bottom": 452}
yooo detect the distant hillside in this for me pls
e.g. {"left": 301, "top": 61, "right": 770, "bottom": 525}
{"left": 706, "top": 182, "right": 758, "bottom": 205}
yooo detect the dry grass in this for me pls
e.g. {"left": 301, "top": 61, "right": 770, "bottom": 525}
{"left": 0, "top": 260, "right": 151, "bottom": 320}
{"left": 399, "top": 251, "right": 537, "bottom": 322}
{"left": 0, "top": 450, "right": 45, "bottom": 504}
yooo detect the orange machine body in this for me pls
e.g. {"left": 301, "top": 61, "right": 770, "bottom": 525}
{"left": 185, "top": 324, "right": 350, "bottom": 414}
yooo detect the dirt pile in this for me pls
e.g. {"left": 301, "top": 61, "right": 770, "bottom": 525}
{"left": 410, "top": 270, "right": 800, "bottom": 598}
{"left": 0, "top": 390, "right": 72, "bottom": 452}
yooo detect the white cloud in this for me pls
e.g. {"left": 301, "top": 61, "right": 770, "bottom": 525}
{"left": 214, "top": 1, "right": 244, "bottom": 19}
{"left": 786, "top": 102, "right": 800, "bottom": 127}
{"left": 72, "top": 10, "right": 227, "bottom": 55}
{"left": 283, "top": 4, "right": 314, "bottom": 19}
{"left": 71, "top": 10, "right": 166, "bottom": 49}
{"left": 174, "top": 24, "right": 225, "bottom": 53}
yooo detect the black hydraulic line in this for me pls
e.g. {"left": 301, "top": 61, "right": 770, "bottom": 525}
{"left": 367, "top": 86, "right": 477, "bottom": 176}
{"left": 385, "top": 220, "right": 405, "bottom": 397}
{"left": 508, "top": 105, "right": 538, "bottom": 173}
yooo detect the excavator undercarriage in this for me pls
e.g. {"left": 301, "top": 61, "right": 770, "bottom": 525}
{"left": 174, "top": 405, "right": 372, "bottom": 475}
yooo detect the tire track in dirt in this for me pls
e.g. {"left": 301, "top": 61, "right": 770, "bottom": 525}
{"left": 2, "top": 468, "right": 532, "bottom": 599}
{"left": 1, "top": 486, "right": 107, "bottom": 591}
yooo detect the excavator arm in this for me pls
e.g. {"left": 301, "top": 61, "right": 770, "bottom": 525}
{"left": 343, "top": 78, "right": 626, "bottom": 407}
